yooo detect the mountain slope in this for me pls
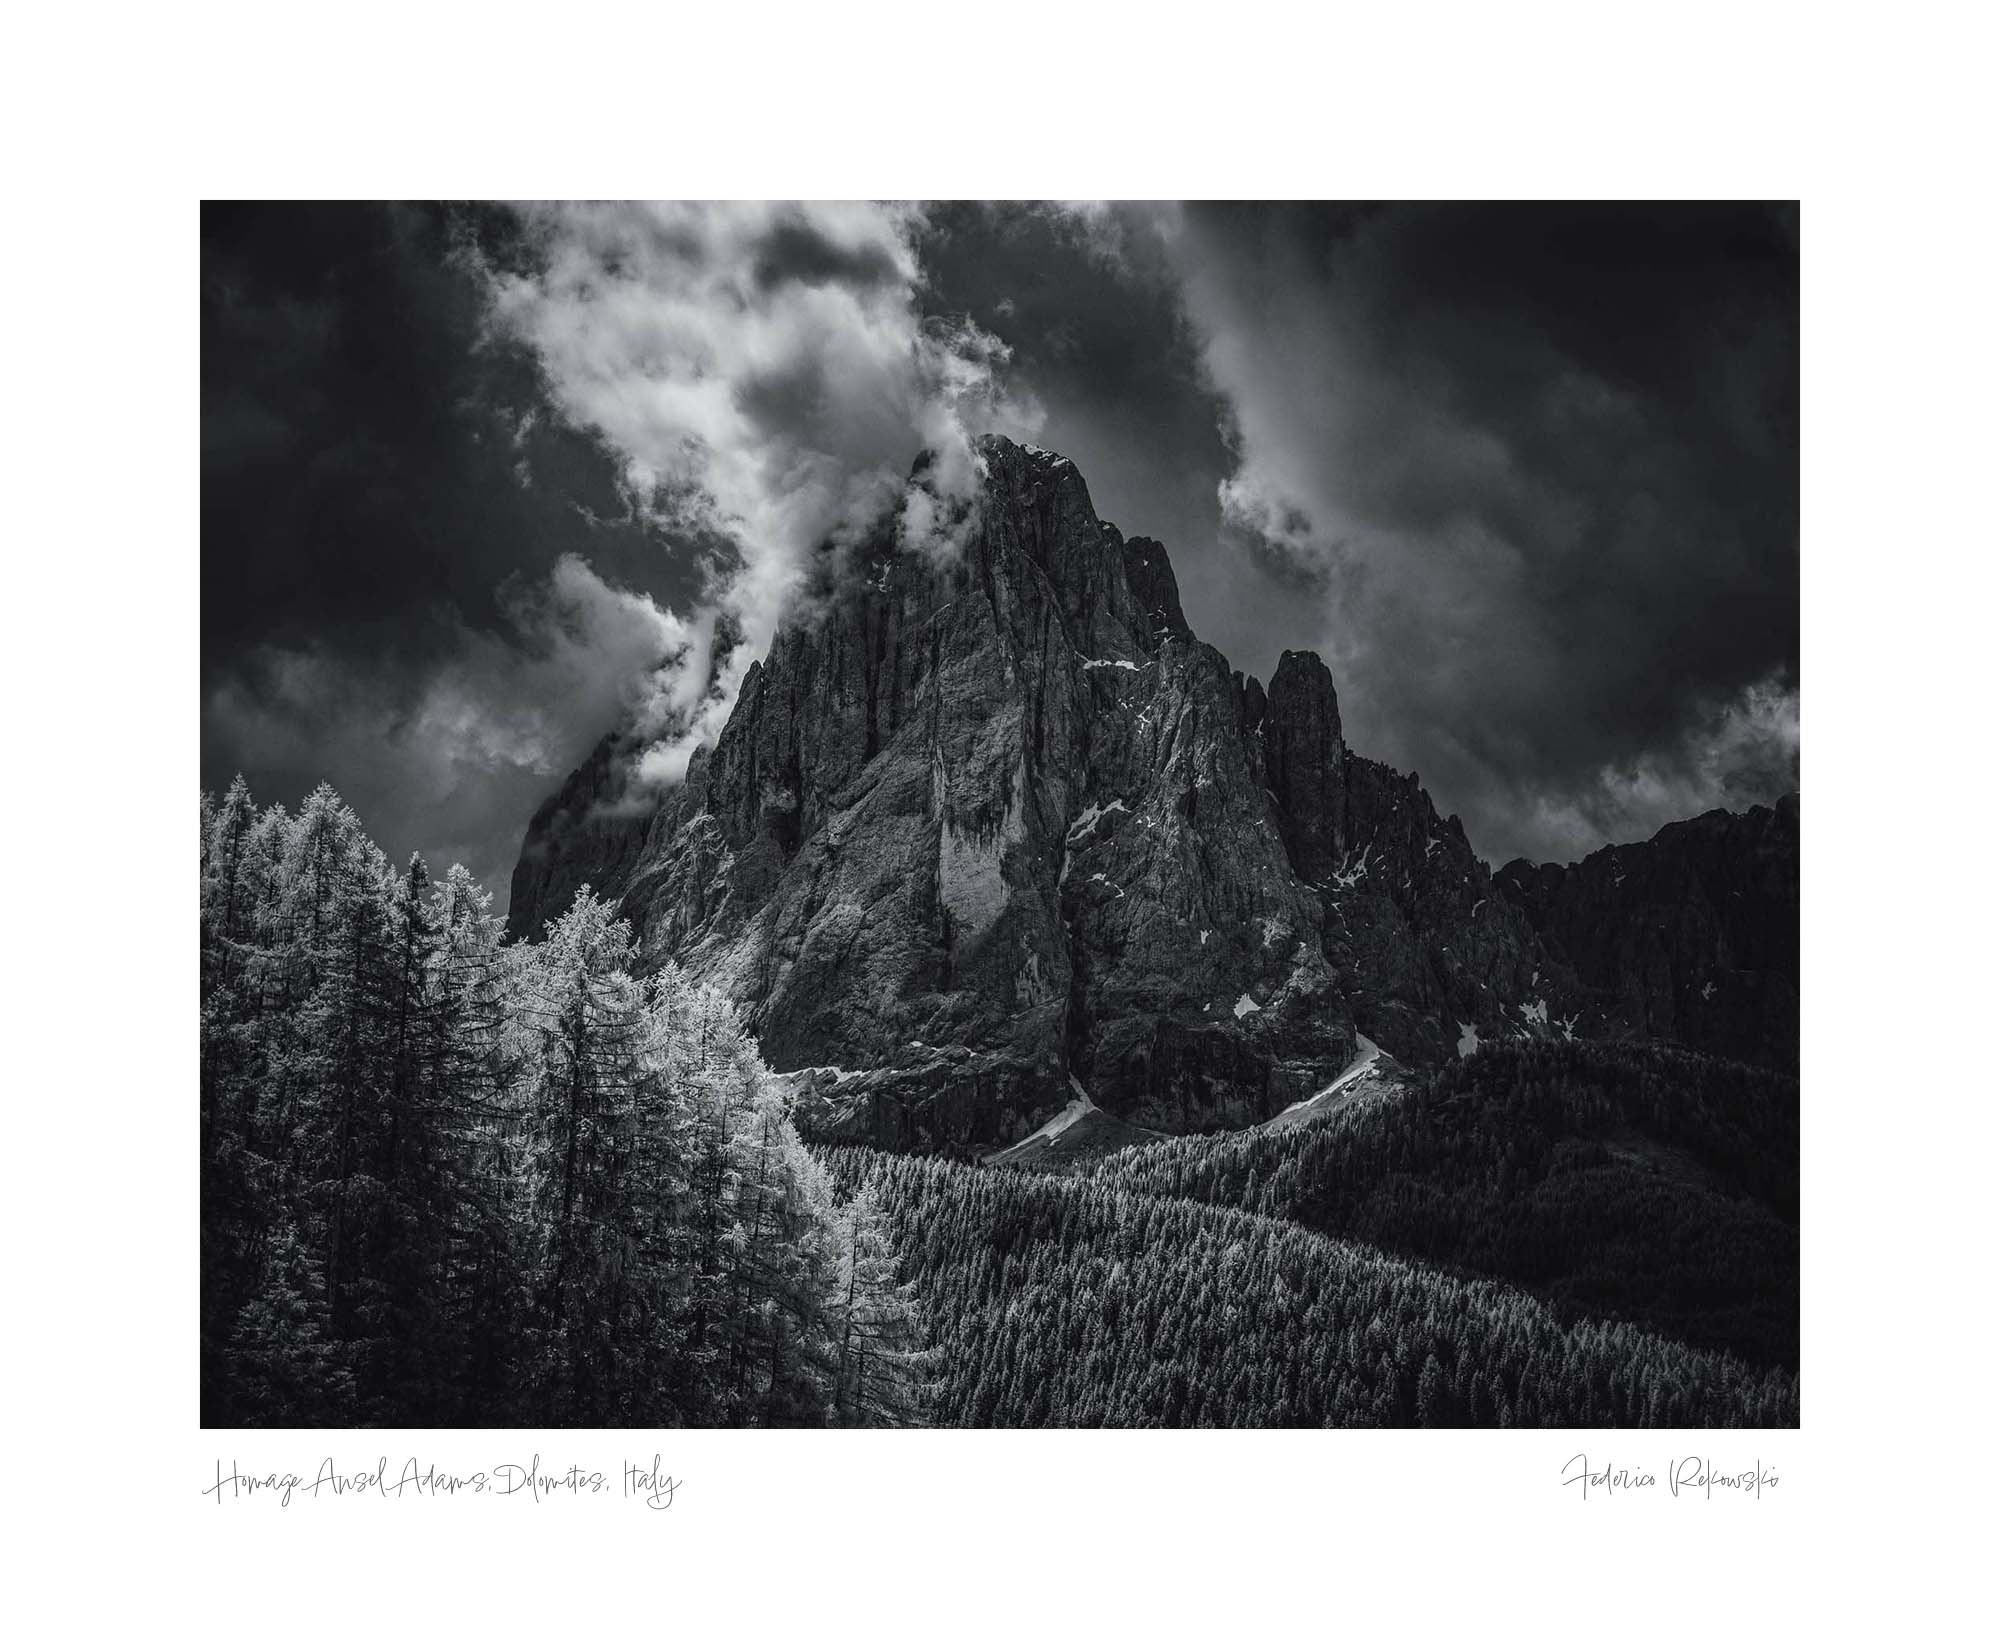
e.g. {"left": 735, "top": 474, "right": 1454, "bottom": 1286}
{"left": 828, "top": 1147, "right": 1798, "bottom": 1427}
{"left": 1097, "top": 1037, "right": 1799, "bottom": 1369}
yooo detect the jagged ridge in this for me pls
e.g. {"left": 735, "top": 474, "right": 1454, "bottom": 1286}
{"left": 510, "top": 437, "right": 1798, "bottom": 1152}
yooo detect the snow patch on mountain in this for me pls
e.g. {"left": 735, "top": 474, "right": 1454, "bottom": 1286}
{"left": 1000, "top": 1075, "right": 1096, "bottom": 1156}
{"left": 1065, "top": 799, "right": 1129, "bottom": 844}
{"left": 1328, "top": 843, "right": 1374, "bottom": 890}
{"left": 1266, "top": 1034, "right": 1385, "bottom": 1129}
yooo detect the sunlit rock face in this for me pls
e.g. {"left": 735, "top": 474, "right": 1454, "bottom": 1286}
{"left": 511, "top": 437, "right": 1797, "bottom": 1152}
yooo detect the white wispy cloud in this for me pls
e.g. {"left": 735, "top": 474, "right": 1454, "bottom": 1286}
{"left": 1513, "top": 675, "right": 1801, "bottom": 856}
{"left": 473, "top": 202, "right": 1040, "bottom": 787}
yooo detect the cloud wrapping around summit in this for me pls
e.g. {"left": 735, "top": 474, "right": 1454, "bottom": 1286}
{"left": 474, "top": 202, "right": 1041, "bottom": 786}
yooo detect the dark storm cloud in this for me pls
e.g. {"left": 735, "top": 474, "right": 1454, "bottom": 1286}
{"left": 203, "top": 205, "right": 690, "bottom": 662}
{"left": 1157, "top": 202, "right": 1799, "bottom": 861}
{"left": 204, "top": 556, "right": 704, "bottom": 895}
{"left": 754, "top": 218, "right": 907, "bottom": 293}
{"left": 201, "top": 203, "right": 713, "bottom": 892}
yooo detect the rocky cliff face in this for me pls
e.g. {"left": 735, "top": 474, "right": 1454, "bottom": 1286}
{"left": 1496, "top": 794, "right": 1799, "bottom": 1073}
{"left": 510, "top": 437, "right": 1798, "bottom": 1152}
{"left": 506, "top": 733, "right": 651, "bottom": 945}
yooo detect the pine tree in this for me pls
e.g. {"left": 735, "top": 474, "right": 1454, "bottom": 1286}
{"left": 226, "top": 1222, "right": 357, "bottom": 1426}
{"left": 1418, "top": 1350, "right": 1450, "bottom": 1427}
{"left": 511, "top": 887, "right": 650, "bottom": 1423}
{"left": 676, "top": 982, "right": 758, "bottom": 1410}
{"left": 425, "top": 864, "right": 525, "bottom": 1420}
{"left": 831, "top": 1179, "right": 933, "bottom": 1426}
{"left": 352, "top": 855, "right": 466, "bottom": 1421}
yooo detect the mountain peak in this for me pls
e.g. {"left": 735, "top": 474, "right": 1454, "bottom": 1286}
{"left": 509, "top": 440, "right": 1798, "bottom": 1152}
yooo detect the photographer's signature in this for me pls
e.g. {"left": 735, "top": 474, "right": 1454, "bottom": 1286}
{"left": 1562, "top": 1455, "right": 1779, "bottom": 1500}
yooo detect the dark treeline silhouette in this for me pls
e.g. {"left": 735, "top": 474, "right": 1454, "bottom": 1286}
{"left": 1095, "top": 1039, "right": 1800, "bottom": 1369}
{"left": 827, "top": 1150, "right": 1798, "bottom": 1427}
{"left": 200, "top": 779, "right": 930, "bottom": 1427}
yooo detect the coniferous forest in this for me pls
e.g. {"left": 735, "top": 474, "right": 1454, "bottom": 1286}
{"left": 202, "top": 781, "right": 1798, "bottom": 1429}
{"left": 1095, "top": 1042, "right": 1800, "bottom": 1371}
{"left": 201, "top": 778, "right": 930, "bottom": 1427}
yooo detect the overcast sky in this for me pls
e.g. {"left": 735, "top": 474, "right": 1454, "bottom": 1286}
{"left": 203, "top": 202, "right": 1797, "bottom": 899}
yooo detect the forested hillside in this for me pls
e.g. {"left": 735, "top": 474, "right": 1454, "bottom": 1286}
{"left": 1098, "top": 1040, "right": 1800, "bottom": 1368}
{"left": 202, "top": 781, "right": 1796, "bottom": 1428}
{"left": 826, "top": 1152, "right": 1797, "bottom": 1427}
{"left": 200, "top": 779, "right": 928, "bottom": 1427}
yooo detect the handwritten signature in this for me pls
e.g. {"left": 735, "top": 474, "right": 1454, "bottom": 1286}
{"left": 1561, "top": 1455, "right": 1780, "bottom": 1500}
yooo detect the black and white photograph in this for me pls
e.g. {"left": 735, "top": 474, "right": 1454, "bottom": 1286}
{"left": 16, "top": 10, "right": 1995, "bottom": 1622}
{"left": 199, "top": 200, "right": 1800, "bottom": 1431}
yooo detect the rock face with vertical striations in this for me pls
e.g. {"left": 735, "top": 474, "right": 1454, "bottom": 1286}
{"left": 509, "top": 437, "right": 1799, "bottom": 1152}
